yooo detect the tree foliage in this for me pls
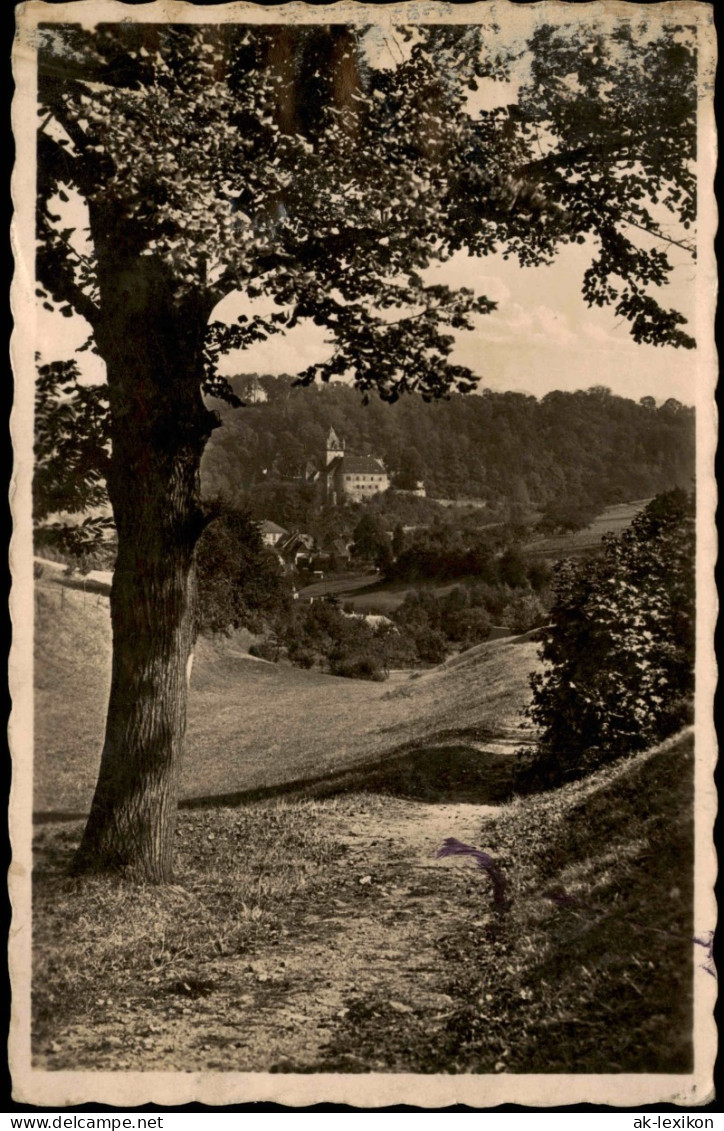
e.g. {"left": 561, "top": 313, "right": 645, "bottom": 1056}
{"left": 282, "top": 600, "right": 388, "bottom": 680}
{"left": 195, "top": 505, "right": 292, "bottom": 636}
{"left": 520, "top": 489, "right": 695, "bottom": 788}
{"left": 203, "top": 377, "right": 695, "bottom": 516}
{"left": 39, "top": 19, "right": 696, "bottom": 431}
{"left": 352, "top": 512, "right": 389, "bottom": 563}
{"left": 34, "top": 15, "right": 698, "bottom": 879}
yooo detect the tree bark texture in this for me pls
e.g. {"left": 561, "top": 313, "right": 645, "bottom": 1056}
{"left": 73, "top": 247, "right": 217, "bottom": 881}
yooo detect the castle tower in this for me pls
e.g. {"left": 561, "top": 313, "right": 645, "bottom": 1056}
{"left": 325, "top": 427, "right": 345, "bottom": 466}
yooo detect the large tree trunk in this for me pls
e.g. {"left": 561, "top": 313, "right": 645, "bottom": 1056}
{"left": 73, "top": 252, "right": 217, "bottom": 881}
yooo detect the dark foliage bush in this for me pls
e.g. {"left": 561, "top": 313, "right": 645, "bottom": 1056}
{"left": 519, "top": 490, "right": 695, "bottom": 790}
{"left": 329, "top": 650, "right": 387, "bottom": 681}
{"left": 286, "top": 643, "right": 317, "bottom": 669}
{"left": 414, "top": 627, "right": 450, "bottom": 665}
{"left": 537, "top": 499, "right": 599, "bottom": 534}
{"left": 281, "top": 601, "right": 387, "bottom": 680}
{"left": 195, "top": 505, "right": 293, "bottom": 636}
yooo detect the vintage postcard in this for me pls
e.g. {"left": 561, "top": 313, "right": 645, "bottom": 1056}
{"left": 10, "top": 0, "right": 717, "bottom": 1109}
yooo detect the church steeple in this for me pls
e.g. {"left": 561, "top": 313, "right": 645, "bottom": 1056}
{"left": 325, "top": 427, "right": 345, "bottom": 465}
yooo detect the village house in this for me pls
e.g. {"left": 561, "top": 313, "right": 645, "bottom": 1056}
{"left": 314, "top": 428, "right": 390, "bottom": 505}
{"left": 259, "top": 520, "right": 289, "bottom": 547}
{"left": 276, "top": 530, "right": 315, "bottom": 569}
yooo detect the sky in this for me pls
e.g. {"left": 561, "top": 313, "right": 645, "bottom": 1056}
{"left": 208, "top": 238, "right": 698, "bottom": 404}
{"left": 36, "top": 17, "right": 700, "bottom": 408}
{"left": 41, "top": 257, "right": 698, "bottom": 409}
{"left": 43, "top": 232, "right": 697, "bottom": 407}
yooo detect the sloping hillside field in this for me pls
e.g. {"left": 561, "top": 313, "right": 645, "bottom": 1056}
{"left": 34, "top": 576, "right": 537, "bottom": 817}
{"left": 32, "top": 572, "right": 695, "bottom": 1076}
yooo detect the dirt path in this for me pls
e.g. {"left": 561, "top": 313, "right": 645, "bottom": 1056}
{"left": 43, "top": 798, "right": 499, "bottom": 1072}
{"left": 213, "top": 798, "right": 497, "bottom": 1073}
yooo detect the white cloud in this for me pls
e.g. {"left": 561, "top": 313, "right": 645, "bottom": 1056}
{"left": 581, "top": 321, "right": 644, "bottom": 353}
{"left": 476, "top": 300, "right": 577, "bottom": 347}
{"left": 529, "top": 304, "right": 577, "bottom": 346}
{"left": 424, "top": 255, "right": 511, "bottom": 303}
{"left": 218, "top": 322, "right": 334, "bottom": 379}
{"left": 472, "top": 274, "right": 512, "bottom": 304}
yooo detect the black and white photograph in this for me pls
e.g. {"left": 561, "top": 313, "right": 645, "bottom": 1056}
{"left": 9, "top": 0, "right": 717, "bottom": 1108}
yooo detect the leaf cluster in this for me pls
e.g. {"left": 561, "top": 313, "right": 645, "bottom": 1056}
{"left": 195, "top": 504, "right": 293, "bottom": 636}
{"left": 36, "top": 17, "right": 698, "bottom": 420}
{"left": 34, "top": 359, "right": 112, "bottom": 549}
{"left": 521, "top": 488, "right": 695, "bottom": 787}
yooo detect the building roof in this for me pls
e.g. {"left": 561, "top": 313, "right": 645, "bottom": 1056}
{"left": 278, "top": 531, "right": 313, "bottom": 555}
{"left": 342, "top": 455, "right": 388, "bottom": 476}
{"left": 259, "top": 520, "right": 288, "bottom": 536}
{"left": 323, "top": 455, "right": 345, "bottom": 475}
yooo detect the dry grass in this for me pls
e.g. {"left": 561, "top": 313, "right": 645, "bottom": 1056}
{"left": 32, "top": 570, "right": 694, "bottom": 1074}
{"left": 32, "top": 799, "right": 349, "bottom": 1052}
{"left": 395, "top": 730, "right": 697, "bottom": 1073}
{"left": 34, "top": 577, "right": 538, "bottom": 816}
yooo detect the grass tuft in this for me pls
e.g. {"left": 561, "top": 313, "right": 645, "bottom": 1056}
{"left": 32, "top": 801, "right": 346, "bottom": 1052}
{"left": 432, "top": 730, "right": 696, "bottom": 1073}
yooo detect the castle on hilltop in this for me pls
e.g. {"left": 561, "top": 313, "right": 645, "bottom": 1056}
{"left": 313, "top": 428, "right": 390, "bottom": 505}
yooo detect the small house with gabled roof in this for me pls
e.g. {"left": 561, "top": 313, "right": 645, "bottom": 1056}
{"left": 259, "top": 519, "right": 289, "bottom": 546}
{"left": 277, "top": 530, "right": 315, "bottom": 568}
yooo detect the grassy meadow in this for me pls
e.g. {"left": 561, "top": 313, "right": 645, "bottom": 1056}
{"left": 34, "top": 572, "right": 538, "bottom": 817}
{"left": 31, "top": 562, "right": 696, "bottom": 1074}
{"left": 523, "top": 498, "right": 652, "bottom": 560}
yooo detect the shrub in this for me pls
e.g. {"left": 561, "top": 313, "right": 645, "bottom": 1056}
{"left": 196, "top": 505, "right": 293, "bottom": 637}
{"left": 373, "top": 623, "right": 418, "bottom": 669}
{"left": 445, "top": 607, "right": 493, "bottom": 647}
{"left": 329, "top": 650, "right": 387, "bottom": 681}
{"left": 520, "top": 490, "right": 695, "bottom": 789}
{"left": 502, "top": 593, "right": 548, "bottom": 635}
{"left": 286, "top": 644, "right": 317, "bottom": 669}
{"left": 283, "top": 601, "right": 389, "bottom": 678}
{"left": 414, "top": 626, "right": 449, "bottom": 665}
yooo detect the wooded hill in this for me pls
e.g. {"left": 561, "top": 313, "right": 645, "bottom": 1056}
{"left": 202, "top": 376, "right": 694, "bottom": 516}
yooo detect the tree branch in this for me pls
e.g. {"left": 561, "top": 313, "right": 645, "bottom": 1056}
{"left": 519, "top": 138, "right": 634, "bottom": 177}
{"left": 37, "top": 237, "right": 102, "bottom": 328}
{"left": 38, "top": 129, "right": 96, "bottom": 199}
{"left": 620, "top": 215, "right": 695, "bottom": 256}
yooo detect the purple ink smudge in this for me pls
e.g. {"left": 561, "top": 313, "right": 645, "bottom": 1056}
{"left": 436, "top": 837, "right": 508, "bottom": 908}
{"left": 694, "top": 930, "right": 716, "bottom": 979}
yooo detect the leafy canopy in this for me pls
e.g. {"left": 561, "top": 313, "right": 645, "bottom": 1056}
{"left": 195, "top": 505, "right": 293, "bottom": 636}
{"left": 38, "top": 18, "right": 696, "bottom": 410}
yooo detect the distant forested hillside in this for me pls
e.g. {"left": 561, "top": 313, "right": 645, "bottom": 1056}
{"left": 201, "top": 376, "right": 694, "bottom": 515}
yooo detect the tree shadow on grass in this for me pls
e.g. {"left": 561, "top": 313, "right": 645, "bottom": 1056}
{"left": 33, "top": 736, "right": 521, "bottom": 824}
{"left": 178, "top": 739, "right": 518, "bottom": 810}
